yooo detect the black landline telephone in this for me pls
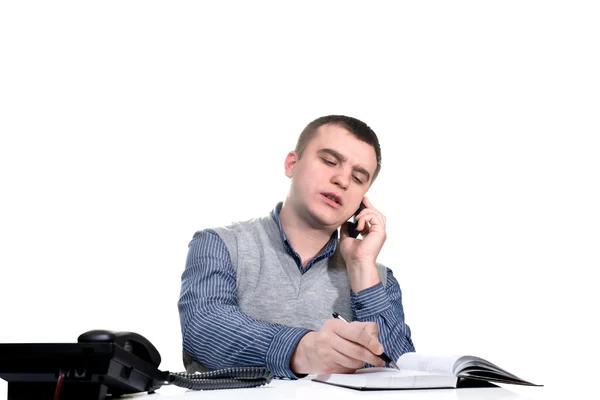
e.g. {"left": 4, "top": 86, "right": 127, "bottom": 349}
{"left": 0, "top": 330, "right": 273, "bottom": 400}
{"left": 347, "top": 201, "right": 367, "bottom": 238}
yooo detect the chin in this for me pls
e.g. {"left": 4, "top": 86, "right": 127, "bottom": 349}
{"left": 315, "top": 214, "right": 343, "bottom": 229}
{"left": 305, "top": 209, "right": 335, "bottom": 227}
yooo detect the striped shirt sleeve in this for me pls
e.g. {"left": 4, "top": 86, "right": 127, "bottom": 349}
{"left": 177, "top": 230, "right": 310, "bottom": 379}
{"left": 350, "top": 268, "right": 416, "bottom": 363}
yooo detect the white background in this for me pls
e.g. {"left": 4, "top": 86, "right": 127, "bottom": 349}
{"left": 1, "top": 1, "right": 598, "bottom": 398}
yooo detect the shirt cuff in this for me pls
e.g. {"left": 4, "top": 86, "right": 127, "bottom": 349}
{"left": 265, "top": 326, "right": 311, "bottom": 379}
{"left": 351, "top": 282, "right": 392, "bottom": 320}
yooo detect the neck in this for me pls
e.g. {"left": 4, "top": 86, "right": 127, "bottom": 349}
{"left": 279, "top": 201, "right": 335, "bottom": 267}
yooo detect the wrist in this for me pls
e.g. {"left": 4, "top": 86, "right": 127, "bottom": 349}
{"left": 290, "top": 332, "right": 314, "bottom": 375}
{"left": 347, "top": 261, "right": 380, "bottom": 293}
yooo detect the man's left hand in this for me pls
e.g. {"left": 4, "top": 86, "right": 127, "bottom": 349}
{"left": 339, "top": 197, "right": 387, "bottom": 291}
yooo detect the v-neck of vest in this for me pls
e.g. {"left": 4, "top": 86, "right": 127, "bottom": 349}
{"left": 263, "top": 217, "right": 334, "bottom": 297}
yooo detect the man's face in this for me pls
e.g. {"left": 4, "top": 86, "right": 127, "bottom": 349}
{"left": 285, "top": 123, "right": 378, "bottom": 229}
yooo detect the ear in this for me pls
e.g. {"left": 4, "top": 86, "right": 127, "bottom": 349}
{"left": 284, "top": 151, "right": 298, "bottom": 178}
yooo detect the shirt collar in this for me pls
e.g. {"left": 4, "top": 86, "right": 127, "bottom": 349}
{"left": 271, "top": 202, "right": 338, "bottom": 267}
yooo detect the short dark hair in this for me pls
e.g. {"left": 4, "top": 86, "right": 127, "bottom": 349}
{"left": 295, "top": 115, "right": 382, "bottom": 182}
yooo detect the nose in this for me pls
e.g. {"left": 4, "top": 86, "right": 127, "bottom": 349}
{"left": 331, "top": 170, "right": 350, "bottom": 190}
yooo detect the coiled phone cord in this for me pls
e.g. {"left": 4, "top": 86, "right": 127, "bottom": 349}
{"left": 166, "top": 366, "right": 274, "bottom": 390}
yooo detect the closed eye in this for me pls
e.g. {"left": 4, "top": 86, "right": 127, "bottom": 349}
{"left": 322, "top": 156, "right": 365, "bottom": 184}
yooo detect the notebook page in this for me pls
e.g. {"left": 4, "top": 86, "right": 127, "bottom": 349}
{"left": 397, "top": 353, "right": 463, "bottom": 376}
{"left": 453, "top": 356, "right": 522, "bottom": 380}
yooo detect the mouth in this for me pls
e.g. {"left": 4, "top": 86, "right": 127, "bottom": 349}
{"left": 321, "top": 192, "right": 342, "bottom": 208}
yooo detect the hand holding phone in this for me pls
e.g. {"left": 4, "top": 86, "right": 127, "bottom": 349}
{"left": 340, "top": 197, "right": 387, "bottom": 292}
{"left": 347, "top": 201, "right": 367, "bottom": 238}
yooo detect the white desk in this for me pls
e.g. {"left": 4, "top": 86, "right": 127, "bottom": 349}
{"left": 129, "top": 375, "right": 549, "bottom": 400}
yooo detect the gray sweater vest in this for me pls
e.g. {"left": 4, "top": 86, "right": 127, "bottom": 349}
{"left": 212, "top": 212, "right": 388, "bottom": 331}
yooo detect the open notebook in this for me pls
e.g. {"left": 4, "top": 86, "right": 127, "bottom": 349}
{"left": 313, "top": 352, "right": 542, "bottom": 390}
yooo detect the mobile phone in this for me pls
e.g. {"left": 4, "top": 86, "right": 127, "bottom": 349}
{"left": 347, "top": 201, "right": 366, "bottom": 238}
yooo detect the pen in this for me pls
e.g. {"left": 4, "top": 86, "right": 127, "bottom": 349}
{"left": 332, "top": 312, "right": 400, "bottom": 370}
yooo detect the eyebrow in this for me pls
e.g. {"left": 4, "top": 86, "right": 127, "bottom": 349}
{"left": 318, "top": 148, "right": 371, "bottom": 182}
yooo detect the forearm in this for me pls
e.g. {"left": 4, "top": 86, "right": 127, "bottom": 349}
{"left": 181, "top": 303, "right": 309, "bottom": 378}
{"left": 350, "top": 271, "right": 415, "bottom": 362}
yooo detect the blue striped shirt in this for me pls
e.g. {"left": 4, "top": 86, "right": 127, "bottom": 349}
{"left": 178, "top": 205, "right": 415, "bottom": 378}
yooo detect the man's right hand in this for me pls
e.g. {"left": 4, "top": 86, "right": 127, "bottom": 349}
{"left": 290, "top": 319, "right": 386, "bottom": 375}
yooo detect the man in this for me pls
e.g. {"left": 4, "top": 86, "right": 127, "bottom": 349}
{"left": 178, "top": 115, "right": 415, "bottom": 378}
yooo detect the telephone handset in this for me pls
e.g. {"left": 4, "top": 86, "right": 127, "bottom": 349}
{"left": 78, "top": 329, "right": 161, "bottom": 367}
{"left": 347, "top": 201, "right": 366, "bottom": 238}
